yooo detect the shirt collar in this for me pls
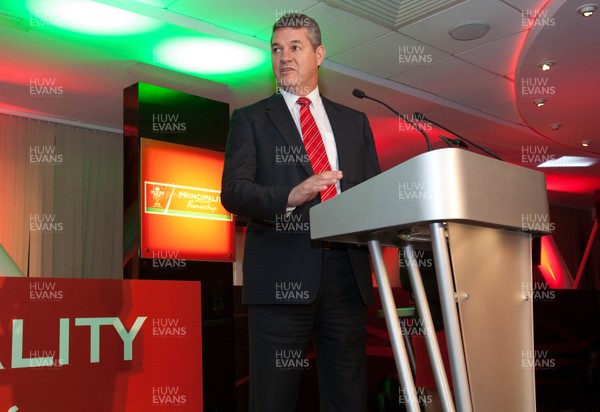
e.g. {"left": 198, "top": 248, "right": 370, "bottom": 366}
{"left": 280, "top": 86, "right": 322, "bottom": 112}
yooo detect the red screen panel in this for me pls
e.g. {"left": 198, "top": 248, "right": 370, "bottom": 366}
{"left": 140, "top": 138, "right": 235, "bottom": 262}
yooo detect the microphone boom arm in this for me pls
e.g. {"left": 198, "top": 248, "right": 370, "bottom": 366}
{"left": 353, "top": 89, "right": 433, "bottom": 151}
{"left": 415, "top": 113, "right": 501, "bottom": 160}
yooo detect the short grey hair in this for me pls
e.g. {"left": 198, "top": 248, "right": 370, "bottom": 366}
{"left": 272, "top": 13, "right": 322, "bottom": 50}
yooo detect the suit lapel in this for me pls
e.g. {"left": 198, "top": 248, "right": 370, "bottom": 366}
{"left": 324, "top": 97, "right": 362, "bottom": 194}
{"left": 322, "top": 96, "right": 349, "bottom": 171}
{"left": 266, "top": 94, "right": 313, "bottom": 176}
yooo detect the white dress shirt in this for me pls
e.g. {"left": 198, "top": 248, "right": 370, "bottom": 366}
{"left": 279, "top": 87, "right": 340, "bottom": 195}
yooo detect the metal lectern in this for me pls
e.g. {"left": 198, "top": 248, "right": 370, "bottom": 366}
{"left": 310, "top": 148, "right": 549, "bottom": 412}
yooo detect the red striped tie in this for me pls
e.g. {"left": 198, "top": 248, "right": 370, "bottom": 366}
{"left": 297, "top": 97, "right": 336, "bottom": 202}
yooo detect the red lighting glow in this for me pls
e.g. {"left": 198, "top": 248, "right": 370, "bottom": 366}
{"left": 538, "top": 235, "right": 573, "bottom": 288}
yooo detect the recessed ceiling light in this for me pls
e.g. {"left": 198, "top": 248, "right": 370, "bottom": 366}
{"left": 155, "top": 37, "right": 267, "bottom": 74}
{"left": 448, "top": 21, "right": 490, "bottom": 41}
{"left": 534, "top": 98, "right": 545, "bottom": 107}
{"left": 537, "top": 156, "right": 597, "bottom": 167}
{"left": 580, "top": 140, "right": 591, "bottom": 147}
{"left": 27, "top": 0, "right": 160, "bottom": 35}
{"left": 577, "top": 4, "right": 598, "bottom": 17}
{"left": 539, "top": 61, "right": 555, "bottom": 71}
{"left": 549, "top": 123, "right": 561, "bottom": 130}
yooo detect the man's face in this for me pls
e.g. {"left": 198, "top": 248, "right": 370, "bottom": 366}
{"left": 271, "top": 27, "right": 325, "bottom": 96}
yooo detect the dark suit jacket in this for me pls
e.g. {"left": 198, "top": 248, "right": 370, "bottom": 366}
{"left": 221, "top": 93, "right": 381, "bottom": 305}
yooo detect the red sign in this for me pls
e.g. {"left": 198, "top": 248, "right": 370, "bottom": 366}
{"left": 0, "top": 277, "right": 202, "bottom": 411}
{"left": 140, "top": 138, "right": 235, "bottom": 262}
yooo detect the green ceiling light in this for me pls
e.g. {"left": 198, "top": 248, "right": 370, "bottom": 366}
{"left": 27, "top": 0, "right": 160, "bottom": 35}
{"left": 155, "top": 37, "right": 268, "bottom": 74}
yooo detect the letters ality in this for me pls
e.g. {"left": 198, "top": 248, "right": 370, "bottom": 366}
{"left": 0, "top": 317, "right": 147, "bottom": 369}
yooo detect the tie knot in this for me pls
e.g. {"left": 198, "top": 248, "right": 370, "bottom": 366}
{"left": 297, "top": 97, "right": 311, "bottom": 107}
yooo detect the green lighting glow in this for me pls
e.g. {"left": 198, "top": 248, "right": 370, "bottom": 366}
{"left": 27, "top": 0, "right": 160, "bottom": 35}
{"left": 156, "top": 37, "right": 268, "bottom": 74}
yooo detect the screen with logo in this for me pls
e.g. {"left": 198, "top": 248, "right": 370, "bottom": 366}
{"left": 140, "top": 138, "right": 234, "bottom": 262}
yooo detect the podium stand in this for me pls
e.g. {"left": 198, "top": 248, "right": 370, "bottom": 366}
{"left": 310, "top": 148, "right": 549, "bottom": 412}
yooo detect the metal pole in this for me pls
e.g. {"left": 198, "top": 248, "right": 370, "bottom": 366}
{"left": 402, "top": 243, "right": 456, "bottom": 412}
{"left": 367, "top": 239, "right": 420, "bottom": 412}
{"left": 429, "top": 223, "right": 473, "bottom": 412}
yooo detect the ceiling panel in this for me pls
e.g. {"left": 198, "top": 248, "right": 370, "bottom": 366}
{"left": 398, "top": 0, "right": 526, "bottom": 55}
{"left": 482, "top": 101, "right": 526, "bottom": 125}
{"left": 456, "top": 30, "right": 528, "bottom": 76}
{"left": 501, "top": 0, "right": 551, "bottom": 14}
{"left": 389, "top": 56, "right": 497, "bottom": 94}
{"left": 294, "top": 3, "right": 391, "bottom": 56}
{"left": 323, "top": 0, "right": 468, "bottom": 30}
{"left": 166, "top": 0, "right": 320, "bottom": 36}
{"left": 329, "top": 31, "right": 451, "bottom": 78}
{"left": 440, "top": 76, "right": 515, "bottom": 110}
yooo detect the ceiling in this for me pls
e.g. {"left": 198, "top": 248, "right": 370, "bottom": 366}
{"left": 0, "top": 0, "right": 599, "bottom": 209}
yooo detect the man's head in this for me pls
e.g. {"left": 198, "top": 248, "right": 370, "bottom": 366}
{"left": 271, "top": 13, "right": 325, "bottom": 96}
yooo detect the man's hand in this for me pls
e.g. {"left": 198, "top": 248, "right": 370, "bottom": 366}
{"left": 287, "top": 170, "right": 343, "bottom": 207}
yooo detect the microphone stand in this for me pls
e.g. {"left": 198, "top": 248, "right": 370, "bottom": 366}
{"left": 353, "top": 89, "right": 433, "bottom": 152}
{"left": 414, "top": 113, "right": 502, "bottom": 160}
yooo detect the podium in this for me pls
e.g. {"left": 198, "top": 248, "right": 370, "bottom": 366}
{"left": 310, "top": 148, "right": 549, "bottom": 412}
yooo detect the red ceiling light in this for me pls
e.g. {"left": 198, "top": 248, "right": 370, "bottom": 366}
{"left": 533, "top": 98, "right": 545, "bottom": 107}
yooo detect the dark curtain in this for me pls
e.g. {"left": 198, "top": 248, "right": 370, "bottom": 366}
{"left": 547, "top": 204, "right": 600, "bottom": 289}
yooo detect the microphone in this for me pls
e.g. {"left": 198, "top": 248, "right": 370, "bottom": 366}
{"left": 414, "top": 112, "right": 502, "bottom": 160}
{"left": 353, "top": 89, "right": 432, "bottom": 151}
{"left": 439, "top": 135, "right": 468, "bottom": 148}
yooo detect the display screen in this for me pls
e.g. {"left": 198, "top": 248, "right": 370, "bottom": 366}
{"left": 140, "top": 138, "right": 234, "bottom": 262}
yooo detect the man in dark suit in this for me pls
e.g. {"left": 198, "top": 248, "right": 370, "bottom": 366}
{"left": 221, "top": 13, "right": 381, "bottom": 411}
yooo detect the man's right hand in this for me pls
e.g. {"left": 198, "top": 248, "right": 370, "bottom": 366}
{"left": 287, "top": 170, "right": 343, "bottom": 207}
